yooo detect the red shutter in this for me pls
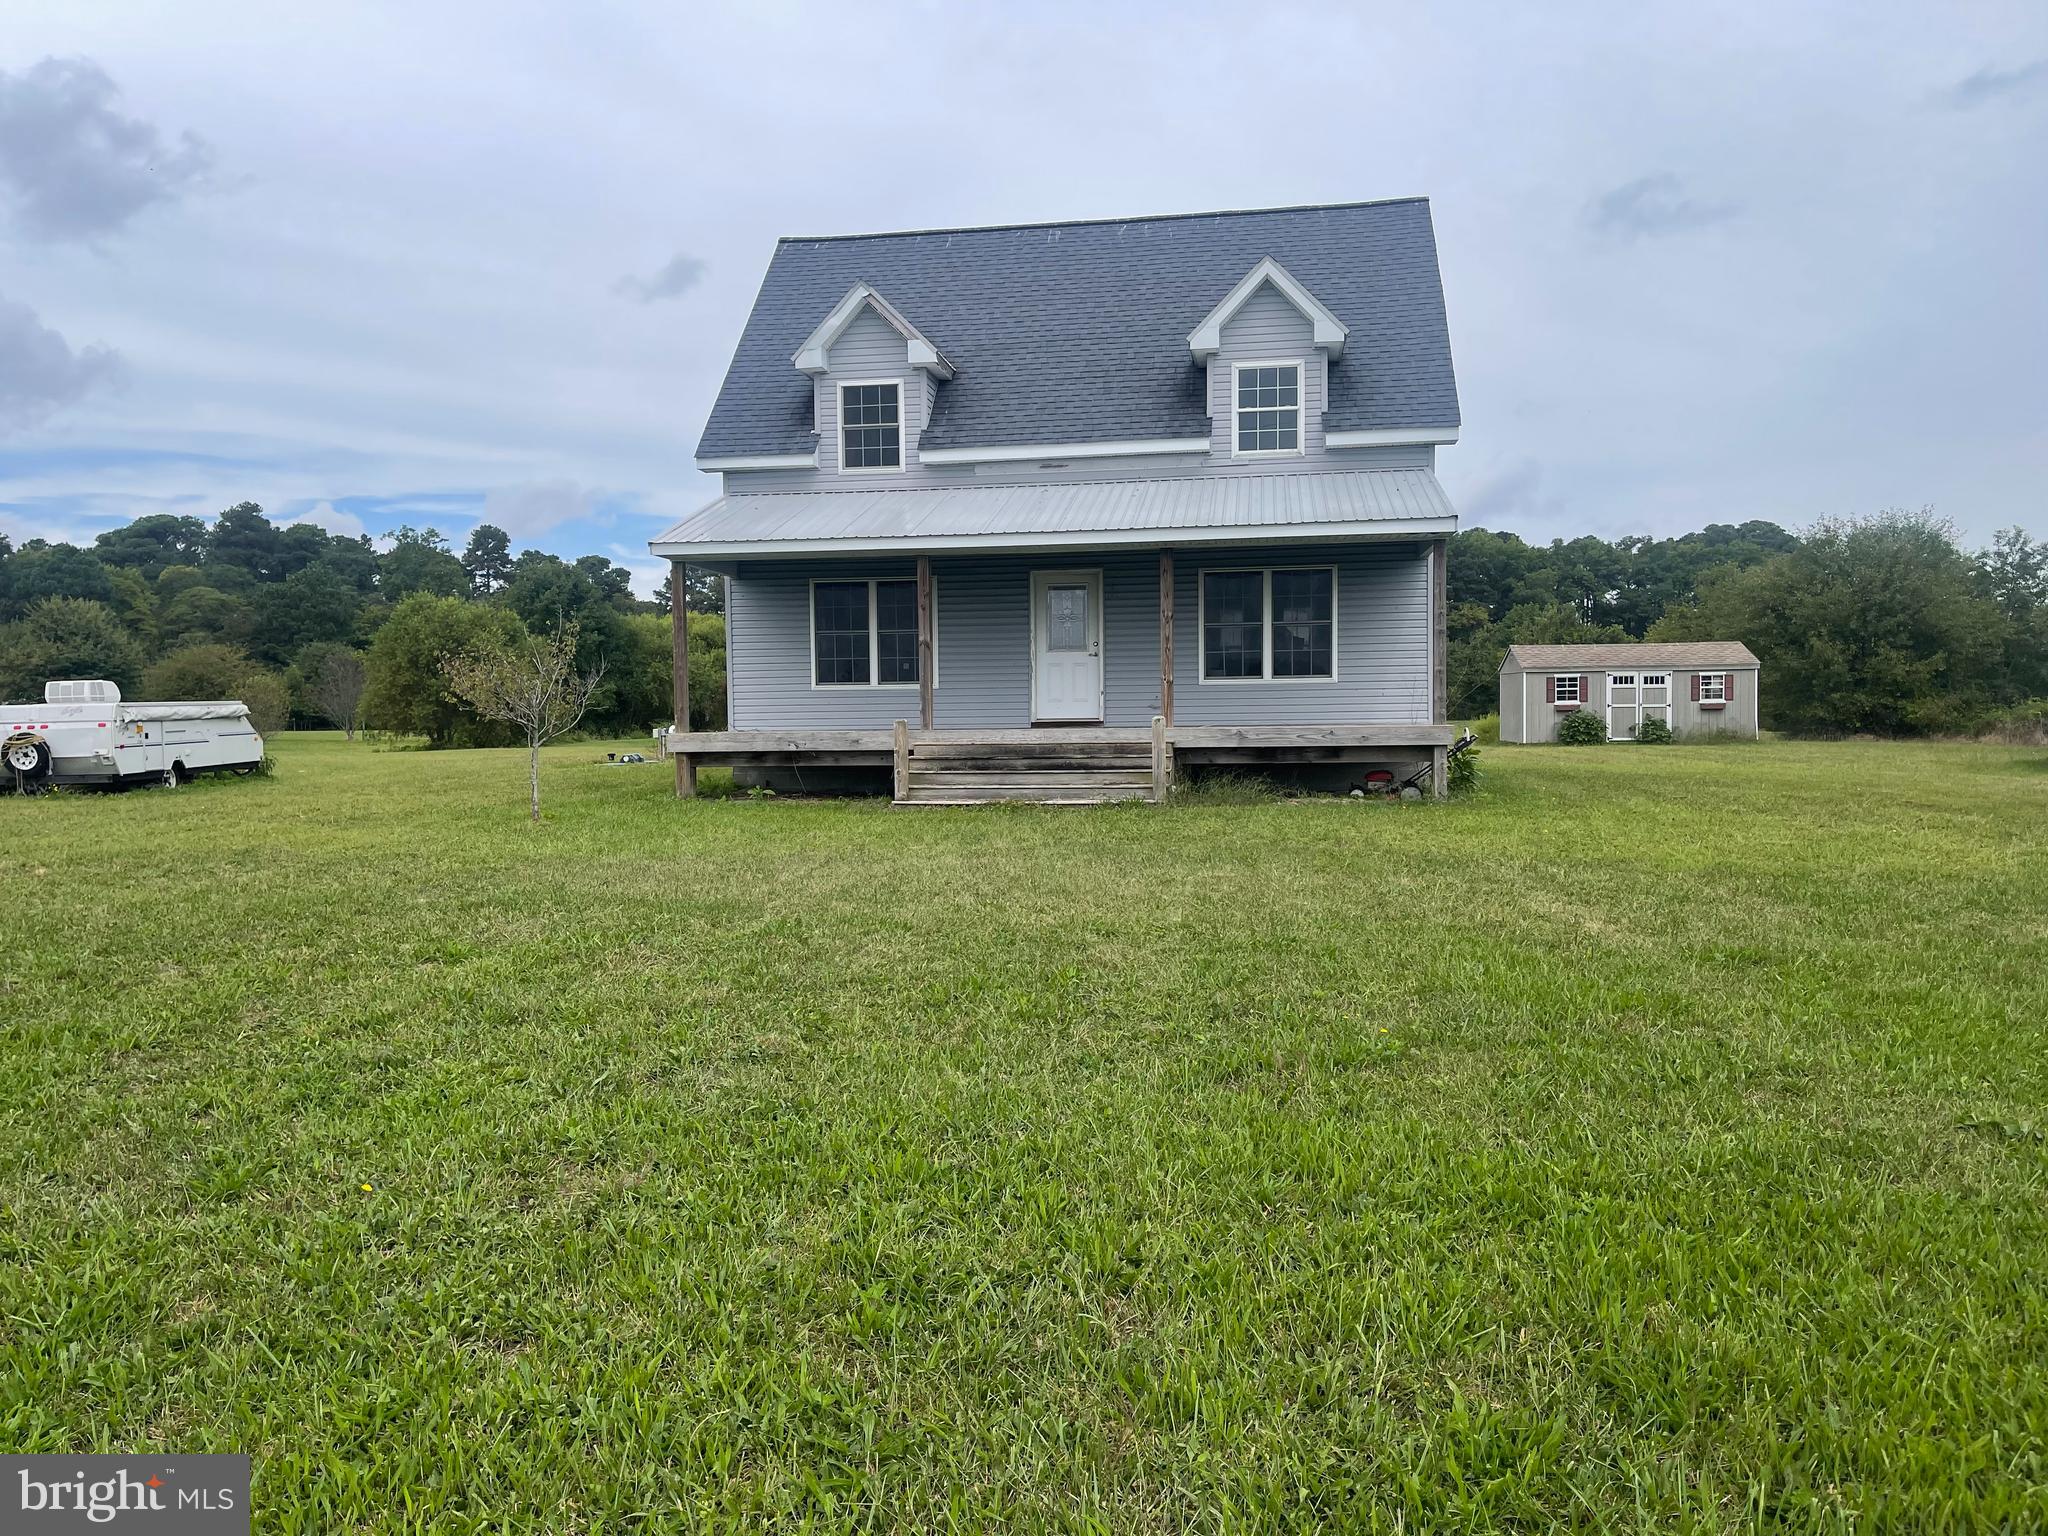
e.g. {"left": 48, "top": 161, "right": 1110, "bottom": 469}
{"left": 1690, "top": 673, "right": 1701, "bottom": 702}
{"left": 1545, "top": 675, "right": 1556, "bottom": 704}
{"left": 1580, "top": 674, "right": 1593, "bottom": 705}
{"left": 1724, "top": 672, "right": 1736, "bottom": 703}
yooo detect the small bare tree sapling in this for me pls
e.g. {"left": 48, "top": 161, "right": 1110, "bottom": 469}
{"left": 442, "top": 625, "right": 605, "bottom": 822}
{"left": 312, "top": 649, "right": 368, "bottom": 741}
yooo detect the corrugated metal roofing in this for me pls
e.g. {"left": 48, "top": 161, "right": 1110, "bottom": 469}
{"left": 697, "top": 199, "right": 1460, "bottom": 458}
{"left": 1503, "top": 642, "right": 1760, "bottom": 669}
{"left": 649, "top": 469, "right": 1455, "bottom": 555}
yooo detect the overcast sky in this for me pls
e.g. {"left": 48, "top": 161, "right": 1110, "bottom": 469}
{"left": 2, "top": 2, "right": 2043, "bottom": 595}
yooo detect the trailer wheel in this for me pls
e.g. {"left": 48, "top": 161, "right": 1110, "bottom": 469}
{"left": 5, "top": 735, "right": 50, "bottom": 786}
{"left": 164, "top": 761, "right": 189, "bottom": 788}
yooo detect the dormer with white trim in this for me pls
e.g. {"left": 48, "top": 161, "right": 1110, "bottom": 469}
{"left": 1188, "top": 257, "right": 1352, "bottom": 464}
{"left": 790, "top": 282, "right": 954, "bottom": 477}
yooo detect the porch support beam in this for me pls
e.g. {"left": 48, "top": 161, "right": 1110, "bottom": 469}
{"left": 1429, "top": 537, "right": 1448, "bottom": 723}
{"left": 670, "top": 558, "right": 695, "bottom": 798}
{"left": 916, "top": 554, "right": 934, "bottom": 730}
{"left": 1158, "top": 551, "right": 1175, "bottom": 726}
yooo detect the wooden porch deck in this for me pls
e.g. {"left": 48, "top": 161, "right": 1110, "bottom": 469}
{"left": 661, "top": 722, "right": 1454, "bottom": 803}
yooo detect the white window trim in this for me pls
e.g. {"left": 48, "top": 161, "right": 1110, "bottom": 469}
{"left": 1552, "top": 673, "right": 1582, "bottom": 706}
{"left": 1229, "top": 359, "right": 1307, "bottom": 460}
{"left": 836, "top": 378, "right": 906, "bottom": 476}
{"left": 807, "top": 576, "right": 934, "bottom": 689}
{"left": 1698, "top": 671, "right": 1727, "bottom": 704}
{"left": 1196, "top": 565, "right": 1339, "bottom": 684}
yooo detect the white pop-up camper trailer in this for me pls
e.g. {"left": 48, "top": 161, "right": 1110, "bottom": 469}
{"left": 4, "top": 680, "right": 265, "bottom": 790}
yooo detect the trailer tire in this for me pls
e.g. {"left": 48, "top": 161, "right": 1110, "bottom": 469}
{"left": 5, "top": 735, "right": 50, "bottom": 785}
{"left": 164, "top": 761, "right": 189, "bottom": 788}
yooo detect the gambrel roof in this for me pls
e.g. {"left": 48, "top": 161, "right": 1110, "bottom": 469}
{"left": 696, "top": 198, "right": 1461, "bottom": 459}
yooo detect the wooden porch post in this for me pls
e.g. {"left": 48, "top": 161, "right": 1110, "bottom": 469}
{"left": 916, "top": 554, "right": 934, "bottom": 730}
{"left": 670, "top": 559, "right": 695, "bottom": 799}
{"left": 1158, "top": 550, "right": 1175, "bottom": 726}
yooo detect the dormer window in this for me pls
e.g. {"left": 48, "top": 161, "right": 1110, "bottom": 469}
{"left": 1234, "top": 363, "right": 1301, "bottom": 456}
{"left": 840, "top": 381, "right": 902, "bottom": 471}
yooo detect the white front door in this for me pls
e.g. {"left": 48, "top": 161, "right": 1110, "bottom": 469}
{"left": 1638, "top": 672, "right": 1671, "bottom": 734}
{"left": 1030, "top": 568, "right": 1103, "bottom": 722}
{"left": 1607, "top": 673, "right": 1637, "bottom": 740}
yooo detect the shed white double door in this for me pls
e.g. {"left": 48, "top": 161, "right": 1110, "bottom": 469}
{"left": 1607, "top": 672, "right": 1671, "bottom": 740}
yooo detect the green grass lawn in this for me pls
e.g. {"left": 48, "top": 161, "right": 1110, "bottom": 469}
{"left": 3, "top": 735, "right": 2045, "bottom": 1532}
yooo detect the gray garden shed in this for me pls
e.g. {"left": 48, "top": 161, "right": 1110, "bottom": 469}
{"left": 1498, "top": 642, "right": 1759, "bottom": 743}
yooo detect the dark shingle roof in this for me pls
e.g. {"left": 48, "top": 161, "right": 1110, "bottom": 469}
{"left": 696, "top": 199, "right": 1461, "bottom": 458}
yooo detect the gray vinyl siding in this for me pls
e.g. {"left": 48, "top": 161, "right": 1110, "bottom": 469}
{"left": 1207, "top": 281, "right": 1325, "bottom": 460}
{"left": 726, "top": 542, "right": 1435, "bottom": 730}
{"left": 818, "top": 307, "right": 924, "bottom": 476}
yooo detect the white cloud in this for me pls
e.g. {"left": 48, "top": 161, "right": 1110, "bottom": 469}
{"left": 482, "top": 480, "right": 596, "bottom": 539}
{"left": 287, "top": 500, "right": 366, "bottom": 538}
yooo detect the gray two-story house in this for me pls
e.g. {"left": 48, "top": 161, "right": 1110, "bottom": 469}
{"left": 653, "top": 198, "right": 1463, "bottom": 802}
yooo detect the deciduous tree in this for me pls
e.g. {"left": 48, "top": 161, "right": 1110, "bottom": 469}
{"left": 442, "top": 623, "right": 604, "bottom": 822}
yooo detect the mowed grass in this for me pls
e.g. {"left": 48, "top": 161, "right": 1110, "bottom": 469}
{"left": 3, "top": 735, "right": 2045, "bottom": 1533}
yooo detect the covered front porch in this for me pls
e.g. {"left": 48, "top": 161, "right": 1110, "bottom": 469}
{"left": 653, "top": 468, "right": 1456, "bottom": 802}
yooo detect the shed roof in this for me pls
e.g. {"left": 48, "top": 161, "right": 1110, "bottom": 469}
{"left": 1503, "top": 642, "right": 1759, "bottom": 670}
{"left": 650, "top": 468, "right": 1455, "bottom": 560}
{"left": 697, "top": 199, "right": 1460, "bottom": 458}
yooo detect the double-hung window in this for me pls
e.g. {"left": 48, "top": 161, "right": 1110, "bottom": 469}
{"left": 1200, "top": 567, "right": 1335, "bottom": 680}
{"left": 1553, "top": 674, "right": 1581, "bottom": 706}
{"left": 812, "top": 578, "right": 925, "bottom": 686}
{"left": 1698, "top": 671, "right": 1726, "bottom": 704}
{"left": 1233, "top": 362, "right": 1301, "bottom": 455}
{"left": 840, "top": 381, "right": 901, "bottom": 470}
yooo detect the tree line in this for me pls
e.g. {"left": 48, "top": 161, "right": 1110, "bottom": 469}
{"left": 0, "top": 504, "right": 727, "bottom": 745}
{"left": 3, "top": 502, "right": 2040, "bottom": 742}
{"left": 1448, "top": 510, "right": 2045, "bottom": 736}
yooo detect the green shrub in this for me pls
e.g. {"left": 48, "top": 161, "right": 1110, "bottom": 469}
{"left": 1466, "top": 712, "right": 1500, "bottom": 745}
{"left": 1633, "top": 715, "right": 1674, "bottom": 745}
{"left": 1448, "top": 744, "right": 1482, "bottom": 794}
{"left": 1556, "top": 709, "right": 1605, "bottom": 745}
{"left": 1977, "top": 699, "right": 2048, "bottom": 746}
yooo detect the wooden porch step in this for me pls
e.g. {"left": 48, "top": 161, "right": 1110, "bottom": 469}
{"left": 891, "top": 720, "right": 1171, "bottom": 806}
{"left": 910, "top": 769, "right": 1153, "bottom": 788}
{"left": 897, "top": 785, "right": 1153, "bottom": 806}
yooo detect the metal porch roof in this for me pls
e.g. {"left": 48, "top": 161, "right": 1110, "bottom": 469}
{"left": 648, "top": 468, "right": 1456, "bottom": 559}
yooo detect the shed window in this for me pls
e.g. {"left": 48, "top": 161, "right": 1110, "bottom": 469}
{"left": 1201, "top": 567, "right": 1335, "bottom": 681}
{"left": 840, "top": 382, "right": 901, "bottom": 470}
{"left": 1234, "top": 364, "right": 1301, "bottom": 454}
{"left": 1553, "top": 674, "right": 1581, "bottom": 705}
{"left": 1698, "top": 672, "right": 1726, "bottom": 704}
{"left": 812, "top": 578, "right": 925, "bottom": 686}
